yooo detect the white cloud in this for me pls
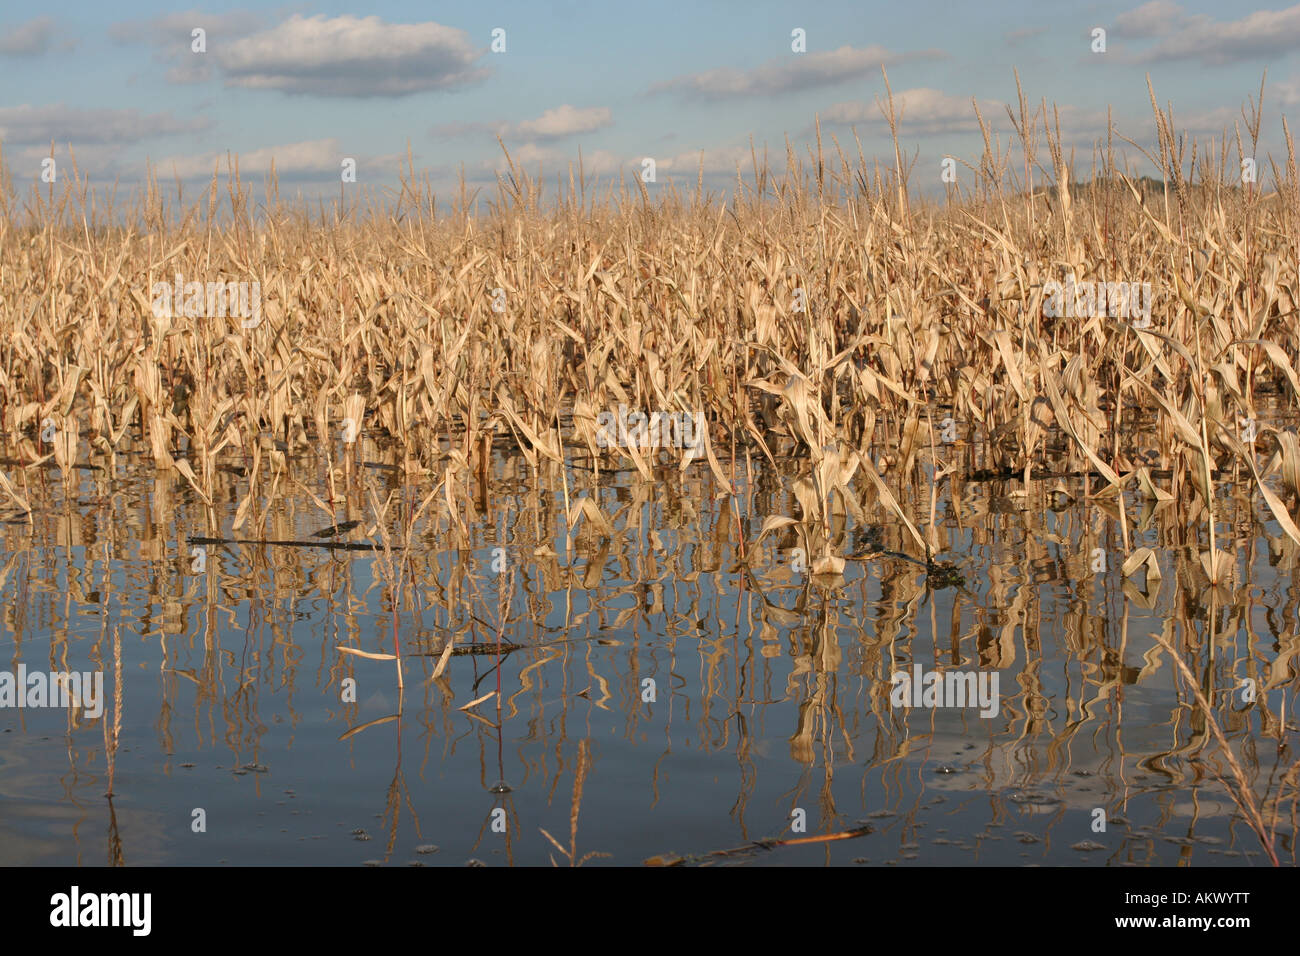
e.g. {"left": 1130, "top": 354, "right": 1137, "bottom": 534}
{"left": 110, "top": 9, "right": 263, "bottom": 85}
{"left": 9, "top": 143, "right": 129, "bottom": 178}
{"left": 432, "top": 105, "right": 613, "bottom": 146}
{"left": 1114, "top": 1, "right": 1189, "bottom": 38}
{"left": 150, "top": 138, "right": 400, "bottom": 180}
{"left": 217, "top": 14, "right": 487, "bottom": 96}
{"left": 658, "top": 145, "right": 758, "bottom": 177}
{"left": 822, "top": 88, "right": 1001, "bottom": 135}
{"left": 651, "top": 45, "right": 944, "bottom": 99}
{"left": 490, "top": 144, "right": 625, "bottom": 176}
{"left": 0, "top": 17, "right": 54, "bottom": 55}
{"left": 1116, "top": 2, "right": 1300, "bottom": 65}
{"left": 0, "top": 104, "right": 210, "bottom": 145}
{"left": 513, "top": 105, "right": 612, "bottom": 140}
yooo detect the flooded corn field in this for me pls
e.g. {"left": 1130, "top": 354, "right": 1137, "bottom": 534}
{"left": 3, "top": 12, "right": 1300, "bottom": 888}
{"left": 3, "top": 407, "right": 1298, "bottom": 867}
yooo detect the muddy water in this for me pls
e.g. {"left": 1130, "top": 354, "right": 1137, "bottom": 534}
{"left": 1, "top": 442, "right": 1297, "bottom": 866}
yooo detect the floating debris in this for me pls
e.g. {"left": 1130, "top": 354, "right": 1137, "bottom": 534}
{"left": 312, "top": 521, "right": 360, "bottom": 538}
{"left": 188, "top": 535, "right": 397, "bottom": 553}
{"left": 644, "top": 824, "right": 873, "bottom": 866}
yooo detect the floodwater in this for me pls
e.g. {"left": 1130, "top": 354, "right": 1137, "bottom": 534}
{"left": 2, "top": 433, "right": 1298, "bottom": 867}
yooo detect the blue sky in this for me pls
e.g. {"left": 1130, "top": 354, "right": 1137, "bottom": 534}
{"left": 2, "top": 1, "right": 1298, "bottom": 206}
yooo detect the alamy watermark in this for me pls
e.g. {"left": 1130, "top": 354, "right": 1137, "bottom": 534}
{"left": 595, "top": 404, "right": 705, "bottom": 450}
{"left": 890, "top": 664, "right": 1000, "bottom": 718}
{"left": 0, "top": 665, "right": 103, "bottom": 717}
{"left": 151, "top": 273, "right": 262, "bottom": 328}
{"left": 1043, "top": 276, "right": 1152, "bottom": 326}
{"left": 50, "top": 886, "right": 150, "bottom": 936}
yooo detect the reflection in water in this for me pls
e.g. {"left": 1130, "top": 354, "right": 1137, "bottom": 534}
{"left": 1, "top": 430, "right": 1298, "bottom": 866}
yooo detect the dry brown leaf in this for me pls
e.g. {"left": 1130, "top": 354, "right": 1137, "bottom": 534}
{"left": 337, "top": 647, "right": 398, "bottom": 661}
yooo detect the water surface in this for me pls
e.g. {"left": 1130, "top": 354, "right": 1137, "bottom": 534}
{"left": 2, "top": 432, "right": 1297, "bottom": 867}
